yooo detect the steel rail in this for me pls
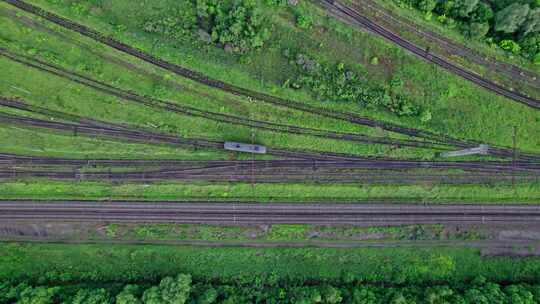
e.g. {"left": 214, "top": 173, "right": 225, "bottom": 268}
{"left": 318, "top": 0, "right": 540, "bottom": 110}
{"left": 3, "top": 0, "right": 523, "bottom": 149}
{"left": 2, "top": 201, "right": 540, "bottom": 225}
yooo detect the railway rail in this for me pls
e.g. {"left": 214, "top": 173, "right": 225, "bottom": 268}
{"left": 318, "top": 0, "right": 540, "bottom": 110}
{"left": 2, "top": 201, "right": 540, "bottom": 226}
{"left": 0, "top": 111, "right": 373, "bottom": 161}
{"left": 2, "top": 165, "right": 537, "bottom": 184}
{"left": 339, "top": 0, "right": 540, "bottom": 89}
{"left": 0, "top": 49, "right": 450, "bottom": 151}
{"left": 1, "top": 154, "right": 539, "bottom": 173}
{"left": 3, "top": 0, "right": 532, "bottom": 153}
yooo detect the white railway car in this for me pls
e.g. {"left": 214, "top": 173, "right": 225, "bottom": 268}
{"left": 224, "top": 142, "right": 267, "bottom": 154}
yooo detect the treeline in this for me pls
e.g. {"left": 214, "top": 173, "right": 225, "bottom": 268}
{"left": 3, "top": 274, "right": 540, "bottom": 303}
{"left": 392, "top": 0, "right": 540, "bottom": 63}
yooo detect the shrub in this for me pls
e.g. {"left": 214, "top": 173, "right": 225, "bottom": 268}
{"left": 142, "top": 0, "right": 269, "bottom": 54}
{"left": 284, "top": 51, "right": 420, "bottom": 116}
{"left": 296, "top": 14, "right": 314, "bottom": 29}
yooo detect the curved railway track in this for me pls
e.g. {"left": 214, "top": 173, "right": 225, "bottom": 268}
{"left": 0, "top": 49, "right": 449, "bottom": 151}
{"left": 339, "top": 0, "right": 540, "bottom": 89}
{"left": 318, "top": 0, "right": 540, "bottom": 110}
{"left": 3, "top": 0, "right": 532, "bottom": 153}
{"left": 2, "top": 201, "right": 540, "bottom": 225}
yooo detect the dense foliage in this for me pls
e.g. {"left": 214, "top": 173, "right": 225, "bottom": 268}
{"left": 142, "top": 0, "right": 269, "bottom": 53}
{"left": 4, "top": 274, "right": 540, "bottom": 303}
{"left": 283, "top": 51, "right": 422, "bottom": 117}
{"left": 392, "top": 0, "right": 540, "bottom": 63}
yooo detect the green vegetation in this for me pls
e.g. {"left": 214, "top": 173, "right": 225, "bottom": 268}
{"left": 142, "top": 0, "right": 270, "bottom": 54}
{"left": 5, "top": 0, "right": 537, "bottom": 157}
{"left": 3, "top": 242, "right": 540, "bottom": 285}
{"left": 391, "top": 0, "right": 540, "bottom": 63}
{"left": 4, "top": 273, "right": 540, "bottom": 303}
{"left": 1, "top": 180, "right": 538, "bottom": 202}
{"left": 284, "top": 51, "right": 421, "bottom": 116}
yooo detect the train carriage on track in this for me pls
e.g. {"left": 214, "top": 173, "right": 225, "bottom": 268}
{"left": 224, "top": 142, "right": 267, "bottom": 154}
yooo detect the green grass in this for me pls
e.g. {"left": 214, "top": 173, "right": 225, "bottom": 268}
{"left": 0, "top": 124, "right": 230, "bottom": 160}
{"left": 0, "top": 179, "right": 538, "bottom": 203}
{"left": 2, "top": 242, "right": 540, "bottom": 285}
{"left": 0, "top": 7, "right": 443, "bottom": 160}
{"left": 1, "top": 0, "right": 539, "bottom": 154}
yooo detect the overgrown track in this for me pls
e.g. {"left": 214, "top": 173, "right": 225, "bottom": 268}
{"left": 0, "top": 111, "right": 372, "bottom": 161}
{"left": 344, "top": 0, "right": 540, "bottom": 89}
{"left": 2, "top": 50, "right": 538, "bottom": 161}
{"left": 1, "top": 153, "right": 539, "bottom": 174}
{"left": 2, "top": 201, "right": 540, "bottom": 225}
{"left": 3, "top": 0, "right": 525, "bottom": 151}
{"left": 318, "top": 0, "right": 540, "bottom": 110}
{"left": 0, "top": 50, "right": 450, "bottom": 151}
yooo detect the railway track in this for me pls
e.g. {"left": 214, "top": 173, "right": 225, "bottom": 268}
{"left": 3, "top": 0, "right": 528, "bottom": 153}
{"left": 1, "top": 154, "right": 539, "bottom": 173}
{"left": 0, "top": 111, "right": 374, "bottom": 161}
{"left": 2, "top": 201, "right": 540, "bottom": 225}
{"left": 0, "top": 48, "right": 540, "bottom": 160}
{"left": 318, "top": 0, "right": 540, "bottom": 110}
{"left": 343, "top": 0, "right": 540, "bottom": 90}
{"left": 2, "top": 165, "right": 537, "bottom": 184}
{"left": 0, "top": 49, "right": 451, "bottom": 151}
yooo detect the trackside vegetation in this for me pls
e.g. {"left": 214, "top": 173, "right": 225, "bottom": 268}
{"left": 3, "top": 243, "right": 540, "bottom": 303}
{"left": 390, "top": 0, "right": 540, "bottom": 63}
{"left": 3, "top": 274, "right": 540, "bottom": 303}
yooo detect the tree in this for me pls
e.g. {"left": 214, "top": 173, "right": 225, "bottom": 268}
{"left": 520, "top": 33, "right": 540, "bottom": 58}
{"left": 499, "top": 39, "right": 522, "bottom": 54}
{"left": 494, "top": 3, "right": 530, "bottom": 34}
{"left": 504, "top": 285, "right": 534, "bottom": 304}
{"left": 142, "top": 274, "right": 192, "bottom": 304}
{"left": 321, "top": 286, "right": 342, "bottom": 304}
{"left": 72, "top": 288, "right": 112, "bottom": 304}
{"left": 116, "top": 285, "right": 142, "bottom": 304}
{"left": 453, "top": 0, "right": 480, "bottom": 18}
{"left": 351, "top": 287, "right": 378, "bottom": 304}
{"left": 521, "top": 8, "right": 540, "bottom": 37}
{"left": 471, "top": 2, "right": 494, "bottom": 22}
{"left": 418, "top": 0, "right": 437, "bottom": 13}
{"left": 197, "top": 287, "right": 218, "bottom": 304}
{"left": 17, "top": 286, "right": 59, "bottom": 304}
{"left": 462, "top": 21, "right": 490, "bottom": 38}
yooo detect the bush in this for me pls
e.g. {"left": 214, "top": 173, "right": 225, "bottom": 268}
{"left": 142, "top": 0, "right": 269, "bottom": 54}
{"left": 284, "top": 51, "right": 420, "bottom": 117}
{"left": 296, "top": 14, "right": 314, "bottom": 29}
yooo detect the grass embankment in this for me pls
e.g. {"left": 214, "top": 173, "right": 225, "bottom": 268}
{"left": 0, "top": 180, "right": 538, "bottom": 203}
{"left": 2, "top": 0, "right": 539, "bottom": 154}
{"left": 2, "top": 242, "right": 540, "bottom": 285}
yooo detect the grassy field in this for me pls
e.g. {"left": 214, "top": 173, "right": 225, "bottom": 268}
{"left": 1, "top": 179, "right": 538, "bottom": 203}
{"left": 1, "top": 1, "right": 539, "bottom": 154}
{"left": 2, "top": 242, "right": 540, "bottom": 286}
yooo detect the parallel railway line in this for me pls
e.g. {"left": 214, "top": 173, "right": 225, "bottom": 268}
{"left": 3, "top": 0, "right": 532, "bottom": 155}
{"left": 2, "top": 201, "right": 540, "bottom": 225}
{"left": 0, "top": 111, "right": 371, "bottom": 161}
{"left": 0, "top": 49, "right": 450, "bottom": 151}
{"left": 1, "top": 154, "right": 539, "bottom": 173}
